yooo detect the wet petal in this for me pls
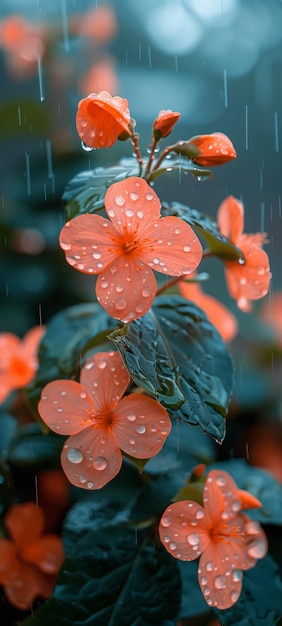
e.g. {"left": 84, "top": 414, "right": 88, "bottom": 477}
{"left": 22, "top": 535, "right": 64, "bottom": 574}
{"left": 76, "top": 92, "right": 131, "bottom": 149}
{"left": 96, "top": 255, "right": 157, "bottom": 322}
{"left": 190, "top": 133, "right": 236, "bottom": 167}
{"left": 112, "top": 394, "right": 171, "bottom": 458}
{"left": 217, "top": 195, "right": 244, "bottom": 242}
{"left": 237, "top": 489, "right": 262, "bottom": 510}
{"left": 104, "top": 176, "right": 161, "bottom": 237}
{"left": 4, "top": 561, "right": 53, "bottom": 610}
{"left": 61, "top": 426, "right": 122, "bottom": 489}
{"left": 0, "top": 539, "right": 19, "bottom": 585}
{"left": 80, "top": 351, "right": 130, "bottom": 410}
{"left": 5, "top": 502, "right": 45, "bottom": 551}
{"left": 59, "top": 213, "right": 119, "bottom": 275}
{"left": 203, "top": 470, "right": 243, "bottom": 525}
{"left": 159, "top": 500, "right": 210, "bottom": 561}
{"left": 243, "top": 516, "right": 268, "bottom": 566}
{"left": 198, "top": 541, "right": 243, "bottom": 610}
{"left": 38, "top": 380, "right": 94, "bottom": 435}
{"left": 141, "top": 216, "right": 202, "bottom": 276}
{"left": 22, "top": 325, "right": 46, "bottom": 359}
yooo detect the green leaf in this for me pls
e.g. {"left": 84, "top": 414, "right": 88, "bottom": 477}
{"left": 111, "top": 296, "right": 234, "bottom": 442}
{"left": 161, "top": 201, "right": 243, "bottom": 261}
{"left": 26, "top": 303, "right": 118, "bottom": 419}
{"left": 214, "top": 553, "right": 282, "bottom": 625}
{"left": 8, "top": 423, "right": 63, "bottom": 470}
{"left": 147, "top": 156, "right": 212, "bottom": 184}
{"left": 62, "top": 159, "right": 140, "bottom": 220}
{"left": 21, "top": 525, "right": 181, "bottom": 626}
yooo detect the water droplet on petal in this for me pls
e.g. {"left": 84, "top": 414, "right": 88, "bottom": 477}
{"left": 247, "top": 538, "right": 267, "bottom": 559}
{"left": 115, "top": 195, "right": 125, "bottom": 206}
{"left": 146, "top": 193, "right": 154, "bottom": 201}
{"left": 108, "top": 209, "right": 115, "bottom": 218}
{"left": 67, "top": 448, "right": 83, "bottom": 464}
{"left": 81, "top": 141, "right": 93, "bottom": 152}
{"left": 142, "top": 287, "right": 151, "bottom": 297}
{"left": 216, "top": 475, "right": 226, "bottom": 486}
{"left": 196, "top": 509, "right": 205, "bottom": 519}
{"left": 130, "top": 192, "right": 139, "bottom": 201}
{"left": 214, "top": 575, "right": 227, "bottom": 589}
{"left": 116, "top": 297, "right": 127, "bottom": 310}
{"left": 200, "top": 576, "right": 207, "bottom": 585}
{"left": 93, "top": 456, "right": 108, "bottom": 470}
{"left": 187, "top": 533, "right": 200, "bottom": 546}
{"left": 230, "top": 589, "right": 240, "bottom": 603}
{"left": 232, "top": 569, "right": 242, "bottom": 582}
{"left": 161, "top": 516, "right": 171, "bottom": 528}
{"left": 125, "top": 209, "right": 134, "bottom": 217}
{"left": 60, "top": 242, "right": 71, "bottom": 251}
{"left": 136, "top": 425, "right": 146, "bottom": 434}
{"left": 206, "top": 561, "right": 213, "bottom": 571}
{"left": 183, "top": 245, "right": 191, "bottom": 252}
{"left": 126, "top": 411, "right": 136, "bottom": 421}
{"left": 98, "top": 359, "right": 107, "bottom": 369}
{"left": 137, "top": 211, "right": 144, "bottom": 218}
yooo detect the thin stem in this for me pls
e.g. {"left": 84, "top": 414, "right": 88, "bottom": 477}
{"left": 131, "top": 133, "right": 144, "bottom": 176}
{"left": 144, "top": 137, "right": 159, "bottom": 179}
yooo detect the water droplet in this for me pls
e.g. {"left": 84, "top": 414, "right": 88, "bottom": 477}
{"left": 116, "top": 298, "right": 127, "bottom": 310}
{"left": 60, "top": 242, "right": 71, "bottom": 251}
{"left": 200, "top": 576, "right": 207, "bottom": 585}
{"left": 136, "top": 425, "right": 146, "bottom": 434}
{"left": 183, "top": 245, "right": 191, "bottom": 252}
{"left": 137, "top": 211, "right": 144, "bottom": 218}
{"left": 108, "top": 209, "right": 115, "bottom": 218}
{"left": 238, "top": 258, "right": 245, "bottom": 265}
{"left": 187, "top": 533, "right": 200, "bottom": 546}
{"left": 169, "top": 542, "right": 177, "bottom": 550}
{"left": 196, "top": 509, "right": 205, "bottom": 519}
{"left": 247, "top": 538, "right": 267, "bottom": 559}
{"left": 125, "top": 209, "right": 134, "bottom": 217}
{"left": 130, "top": 192, "right": 139, "bottom": 201}
{"left": 87, "top": 481, "right": 94, "bottom": 489}
{"left": 145, "top": 193, "right": 154, "bottom": 201}
{"left": 93, "top": 252, "right": 101, "bottom": 259}
{"left": 174, "top": 228, "right": 181, "bottom": 235}
{"left": 231, "top": 499, "right": 241, "bottom": 512}
{"left": 98, "top": 359, "right": 107, "bottom": 369}
{"left": 101, "top": 281, "right": 109, "bottom": 289}
{"left": 80, "top": 391, "right": 87, "bottom": 399}
{"left": 206, "top": 561, "right": 213, "bottom": 571}
{"left": 136, "top": 304, "right": 145, "bottom": 313}
{"left": 67, "top": 448, "right": 83, "bottom": 464}
{"left": 161, "top": 516, "right": 171, "bottom": 528}
{"left": 257, "top": 265, "right": 265, "bottom": 275}
{"left": 115, "top": 195, "right": 125, "bottom": 206}
{"left": 81, "top": 141, "right": 93, "bottom": 152}
{"left": 216, "top": 475, "right": 226, "bottom": 486}
{"left": 127, "top": 411, "right": 136, "bottom": 421}
{"left": 142, "top": 287, "right": 151, "bottom": 297}
{"left": 93, "top": 456, "right": 108, "bottom": 470}
{"left": 214, "top": 575, "right": 227, "bottom": 589}
{"left": 230, "top": 589, "right": 240, "bottom": 603}
{"left": 232, "top": 569, "right": 242, "bottom": 582}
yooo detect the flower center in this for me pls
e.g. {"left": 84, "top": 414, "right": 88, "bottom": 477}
{"left": 122, "top": 239, "right": 139, "bottom": 254}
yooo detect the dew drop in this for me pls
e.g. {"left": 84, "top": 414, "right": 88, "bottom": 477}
{"left": 196, "top": 509, "right": 205, "bottom": 519}
{"left": 142, "top": 287, "right": 151, "bottom": 297}
{"left": 247, "top": 538, "right": 267, "bottom": 559}
{"left": 108, "top": 209, "right": 115, "bottom": 218}
{"left": 115, "top": 195, "right": 125, "bottom": 206}
{"left": 67, "top": 448, "right": 83, "bottom": 464}
{"left": 136, "top": 425, "right": 146, "bottom": 434}
{"left": 126, "top": 411, "right": 136, "bottom": 421}
{"left": 116, "top": 284, "right": 124, "bottom": 293}
{"left": 206, "top": 561, "right": 213, "bottom": 571}
{"left": 232, "top": 569, "right": 242, "bottom": 582}
{"left": 137, "top": 211, "right": 144, "bottom": 218}
{"left": 125, "top": 209, "right": 134, "bottom": 217}
{"left": 200, "top": 576, "right": 207, "bottom": 585}
{"left": 187, "top": 533, "right": 200, "bottom": 546}
{"left": 216, "top": 475, "right": 226, "bottom": 486}
{"left": 161, "top": 516, "right": 171, "bottom": 528}
{"left": 80, "top": 391, "right": 87, "bottom": 399}
{"left": 60, "top": 242, "right": 71, "bottom": 251}
{"left": 87, "top": 481, "right": 94, "bottom": 489}
{"left": 146, "top": 193, "right": 154, "bottom": 200}
{"left": 169, "top": 542, "right": 177, "bottom": 550}
{"left": 93, "top": 456, "right": 108, "bottom": 470}
{"left": 81, "top": 141, "right": 93, "bottom": 152}
{"left": 230, "top": 589, "right": 240, "bottom": 603}
{"left": 101, "top": 280, "right": 109, "bottom": 289}
{"left": 130, "top": 192, "right": 139, "bottom": 201}
{"left": 214, "top": 575, "right": 227, "bottom": 590}
{"left": 231, "top": 499, "right": 241, "bottom": 512}
{"left": 98, "top": 359, "right": 107, "bottom": 369}
{"left": 116, "top": 297, "right": 127, "bottom": 310}
{"left": 136, "top": 304, "right": 145, "bottom": 313}
{"left": 183, "top": 245, "right": 191, "bottom": 252}
{"left": 174, "top": 228, "right": 181, "bottom": 235}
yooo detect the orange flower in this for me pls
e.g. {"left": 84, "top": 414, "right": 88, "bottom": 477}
{"left": 38, "top": 351, "right": 172, "bottom": 490}
{"left": 71, "top": 5, "right": 117, "bottom": 43}
{"left": 217, "top": 196, "right": 271, "bottom": 311}
{"left": 79, "top": 58, "right": 118, "bottom": 97}
{"left": 260, "top": 291, "right": 282, "bottom": 347}
{"left": 159, "top": 469, "right": 267, "bottom": 610}
{"left": 178, "top": 277, "right": 238, "bottom": 343}
{"left": 0, "top": 15, "right": 46, "bottom": 80}
{"left": 0, "top": 502, "right": 64, "bottom": 610}
{"left": 189, "top": 132, "right": 236, "bottom": 166}
{"left": 0, "top": 326, "right": 45, "bottom": 404}
{"left": 76, "top": 90, "right": 132, "bottom": 149}
{"left": 153, "top": 109, "right": 181, "bottom": 139}
{"left": 59, "top": 177, "right": 202, "bottom": 322}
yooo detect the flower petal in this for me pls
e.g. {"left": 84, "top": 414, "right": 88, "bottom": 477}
{"left": 22, "top": 325, "right": 46, "bottom": 359}
{"left": 159, "top": 500, "right": 210, "bottom": 561}
{"left": 0, "top": 539, "right": 19, "bottom": 585}
{"left": 5, "top": 503, "right": 45, "bottom": 551}
{"left": 217, "top": 195, "right": 244, "bottom": 242}
{"left": 190, "top": 133, "right": 236, "bottom": 167}
{"left": 80, "top": 351, "right": 130, "bottom": 410}
{"left": 61, "top": 426, "right": 122, "bottom": 489}
{"left": 224, "top": 243, "right": 271, "bottom": 311}
{"left": 198, "top": 541, "right": 243, "bottom": 609}
{"left": 203, "top": 470, "right": 243, "bottom": 525}
{"left": 38, "top": 380, "right": 94, "bottom": 435}
{"left": 4, "top": 561, "right": 54, "bottom": 610}
{"left": 22, "top": 535, "right": 64, "bottom": 574}
{"left": 96, "top": 256, "right": 157, "bottom": 322}
{"left": 104, "top": 176, "right": 161, "bottom": 237}
{"left": 141, "top": 216, "right": 202, "bottom": 276}
{"left": 59, "top": 213, "right": 119, "bottom": 274}
{"left": 112, "top": 394, "right": 171, "bottom": 458}
{"left": 76, "top": 92, "right": 131, "bottom": 149}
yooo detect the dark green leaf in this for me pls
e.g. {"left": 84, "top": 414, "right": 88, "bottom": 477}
{"left": 147, "top": 156, "right": 212, "bottom": 184}
{"left": 26, "top": 303, "right": 118, "bottom": 419}
{"left": 214, "top": 553, "right": 282, "bottom": 626}
{"left": 111, "top": 296, "right": 233, "bottom": 442}
{"left": 21, "top": 525, "right": 181, "bottom": 626}
{"left": 0, "top": 458, "right": 14, "bottom": 516}
{"left": 8, "top": 423, "right": 63, "bottom": 470}
{"left": 0, "top": 412, "right": 18, "bottom": 458}
{"left": 161, "top": 201, "right": 243, "bottom": 261}
{"left": 62, "top": 159, "right": 140, "bottom": 220}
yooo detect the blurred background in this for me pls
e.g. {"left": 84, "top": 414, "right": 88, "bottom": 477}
{"left": 0, "top": 0, "right": 282, "bottom": 531}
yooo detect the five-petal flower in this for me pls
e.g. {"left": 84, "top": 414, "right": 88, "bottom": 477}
{"left": 0, "top": 502, "right": 64, "bottom": 610}
{"left": 59, "top": 177, "right": 203, "bottom": 322}
{"left": 159, "top": 469, "right": 267, "bottom": 610}
{"left": 38, "top": 350, "right": 171, "bottom": 490}
{"left": 0, "top": 325, "right": 45, "bottom": 404}
{"left": 217, "top": 195, "right": 271, "bottom": 311}
{"left": 76, "top": 90, "right": 132, "bottom": 149}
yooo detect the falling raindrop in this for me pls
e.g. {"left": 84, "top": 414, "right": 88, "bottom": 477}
{"left": 245, "top": 104, "right": 248, "bottom": 150}
{"left": 60, "top": 0, "right": 70, "bottom": 52}
{"left": 274, "top": 111, "right": 279, "bottom": 152}
{"left": 223, "top": 69, "right": 228, "bottom": 107}
{"left": 81, "top": 141, "right": 93, "bottom": 152}
{"left": 37, "top": 49, "right": 45, "bottom": 102}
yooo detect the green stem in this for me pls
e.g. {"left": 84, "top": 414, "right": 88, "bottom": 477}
{"left": 144, "top": 137, "right": 159, "bottom": 179}
{"left": 131, "top": 133, "right": 144, "bottom": 176}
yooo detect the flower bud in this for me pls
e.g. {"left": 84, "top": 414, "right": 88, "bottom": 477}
{"left": 188, "top": 132, "right": 236, "bottom": 166}
{"left": 153, "top": 109, "right": 180, "bottom": 139}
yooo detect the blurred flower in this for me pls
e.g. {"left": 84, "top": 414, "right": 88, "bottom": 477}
{"left": 153, "top": 109, "right": 181, "bottom": 139}
{"left": 259, "top": 291, "right": 282, "bottom": 347}
{"left": 70, "top": 5, "right": 117, "bottom": 43}
{"left": 0, "top": 326, "right": 45, "bottom": 404}
{"left": 159, "top": 469, "right": 267, "bottom": 610}
{"left": 217, "top": 195, "right": 271, "bottom": 311}
{"left": 79, "top": 58, "right": 118, "bottom": 97}
{"left": 59, "top": 177, "right": 202, "bottom": 322}
{"left": 179, "top": 276, "right": 238, "bottom": 342}
{"left": 37, "top": 470, "right": 70, "bottom": 532}
{"left": 0, "top": 15, "right": 47, "bottom": 80}
{"left": 76, "top": 90, "right": 132, "bottom": 149}
{"left": 0, "top": 502, "right": 64, "bottom": 610}
{"left": 189, "top": 132, "right": 236, "bottom": 166}
{"left": 38, "top": 351, "right": 171, "bottom": 490}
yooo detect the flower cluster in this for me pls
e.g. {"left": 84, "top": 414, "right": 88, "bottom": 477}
{"left": 159, "top": 469, "right": 267, "bottom": 610}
